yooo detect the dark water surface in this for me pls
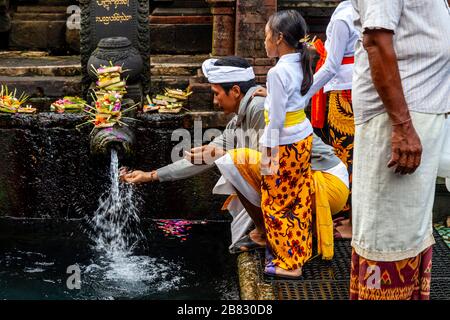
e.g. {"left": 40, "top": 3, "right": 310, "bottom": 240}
{"left": 0, "top": 219, "right": 239, "bottom": 300}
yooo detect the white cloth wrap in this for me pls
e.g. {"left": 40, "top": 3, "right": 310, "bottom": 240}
{"left": 202, "top": 59, "right": 255, "bottom": 84}
{"left": 212, "top": 154, "right": 261, "bottom": 250}
{"left": 351, "top": 112, "right": 446, "bottom": 261}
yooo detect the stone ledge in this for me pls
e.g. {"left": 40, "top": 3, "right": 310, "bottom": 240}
{"left": 237, "top": 251, "right": 275, "bottom": 300}
{"left": 0, "top": 111, "right": 232, "bottom": 129}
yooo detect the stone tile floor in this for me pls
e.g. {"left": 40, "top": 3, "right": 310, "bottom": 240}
{"left": 239, "top": 227, "right": 450, "bottom": 300}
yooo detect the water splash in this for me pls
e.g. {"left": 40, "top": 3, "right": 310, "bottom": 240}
{"left": 79, "top": 149, "right": 188, "bottom": 294}
{"left": 87, "top": 149, "right": 144, "bottom": 258}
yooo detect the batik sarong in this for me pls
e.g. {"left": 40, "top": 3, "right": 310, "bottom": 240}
{"left": 350, "top": 247, "right": 432, "bottom": 300}
{"left": 319, "top": 90, "right": 354, "bottom": 213}
{"left": 261, "top": 135, "right": 314, "bottom": 270}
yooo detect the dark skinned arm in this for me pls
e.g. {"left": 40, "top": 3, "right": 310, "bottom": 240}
{"left": 363, "top": 29, "right": 422, "bottom": 175}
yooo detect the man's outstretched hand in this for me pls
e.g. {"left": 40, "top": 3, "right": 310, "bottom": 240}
{"left": 184, "top": 145, "right": 226, "bottom": 165}
{"left": 119, "top": 167, "right": 158, "bottom": 184}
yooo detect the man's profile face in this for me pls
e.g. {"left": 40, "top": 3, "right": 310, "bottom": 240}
{"left": 211, "top": 84, "right": 240, "bottom": 115}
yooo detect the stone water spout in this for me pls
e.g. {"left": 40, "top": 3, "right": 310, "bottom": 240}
{"left": 90, "top": 125, "right": 135, "bottom": 160}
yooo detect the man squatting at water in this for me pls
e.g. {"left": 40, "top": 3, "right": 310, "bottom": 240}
{"left": 120, "top": 57, "right": 349, "bottom": 265}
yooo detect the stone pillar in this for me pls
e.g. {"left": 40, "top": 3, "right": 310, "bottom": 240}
{"left": 235, "top": 0, "right": 277, "bottom": 84}
{"left": 235, "top": 0, "right": 276, "bottom": 58}
{"left": 207, "top": 0, "right": 235, "bottom": 56}
{"left": 80, "top": 0, "right": 149, "bottom": 99}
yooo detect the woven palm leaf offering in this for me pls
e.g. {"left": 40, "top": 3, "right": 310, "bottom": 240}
{"left": 50, "top": 96, "right": 87, "bottom": 113}
{"left": 90, "top": 63, "right": 127, "bottom": 97}
{"left": 0, "top": 85, "right": 35, "bottom": 114}
{"left": 143, "top": 87, "right": 192, "bottom": 114}
{"left": 142, "top": 97, "right": 158, "bottom": 112}
{"left": 77, "top": 91, "right": 137, "bottom": 131}
{"left": 76, "top": 63, "right": 137, "bottom": 132}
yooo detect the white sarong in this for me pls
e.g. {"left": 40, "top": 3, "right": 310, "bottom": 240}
{"left": 351, "top": 112, "right": 446, "bottom": 261}
{"left": 212, "top": 154, "right": 261, "bottom": 250}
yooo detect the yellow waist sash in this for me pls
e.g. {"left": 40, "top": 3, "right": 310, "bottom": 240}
{"left": 264, "top": 109, "right": 307, "bottom": 127}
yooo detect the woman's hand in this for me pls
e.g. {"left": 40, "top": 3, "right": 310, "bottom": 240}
{"left": 119, "top": 168, "right": 158, "bottom": 184}
{"left": 261, "top": 147, "right": 278, "bottom": 175}
{"left": 252, "top": 87, "right": 267, "bottom": 98}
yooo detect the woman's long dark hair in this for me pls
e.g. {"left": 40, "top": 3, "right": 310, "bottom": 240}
{"left": 267, "top": 10, "right": 313, "bottom": 96}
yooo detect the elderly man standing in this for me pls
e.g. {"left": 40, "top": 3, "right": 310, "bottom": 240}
{"left": 350, "top": 0, "right": 450, "bottom": 300}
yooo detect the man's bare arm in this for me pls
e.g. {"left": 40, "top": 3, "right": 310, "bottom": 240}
{"left": 363, "top": 30, "right": 422, "bottom": 175}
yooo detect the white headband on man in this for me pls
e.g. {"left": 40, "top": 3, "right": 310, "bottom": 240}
{"left": 202, "top": 58, "right": 256, "bottom": 84}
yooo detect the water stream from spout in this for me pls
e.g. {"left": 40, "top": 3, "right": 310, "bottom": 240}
{"left": 80, "top": 149, "right": 184, "bottom": 296}
{"left": 88, "top": 149, "right": 144, "bottom": 257}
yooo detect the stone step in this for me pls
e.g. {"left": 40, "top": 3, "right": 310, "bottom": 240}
{"left": 151, "top": 63, "right": 201, "bottom": 77}
{"left": 152, "top": 7, "right": 211, "bottom": 16}
{"left": 151, "top": 0, "right": 209, "bottom": 9}
{"left": 11, "top": 12, "right": 68, "bottom": 21}
{"left": 150, "top": 75, "right": 192, "bottom": 93}
{"left": 0, "top": 55, "right": 80, "bottom": 76}
{"left": 16, "top": 6, "right": 70, "bottom": 13}
{"left": 8, "top": 21, "right": 212, "bottom": 54}
{"left": 149, "top": 15, "right": 212, "bottom": 24}
{"left": 8, "top": 20, "right": 67, "bottom": 52}
{"left": 0, "top": 75, "right": 81, "bottom": 98}
{"left": 0, "top": 52, "right": 210, "bottom": 106}
{"left": 150, "top": 54, "right": 209, "bottom": 65}
{"left": 0, "top": 52, "right": 206, "bottom": 78}
{"left": 0, "top": 49, "right": 208, "bottom": 78}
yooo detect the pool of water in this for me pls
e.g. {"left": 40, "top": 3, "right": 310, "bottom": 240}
{"left": 0, "top": 218, "right": 239, "bottom": 300}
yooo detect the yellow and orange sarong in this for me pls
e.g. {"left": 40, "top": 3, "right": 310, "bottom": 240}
{"left": 227, "top": 147, "right": 349, "bottom": 262}
{"left": 260, "top": 137, "right": 313, "bottom": 270}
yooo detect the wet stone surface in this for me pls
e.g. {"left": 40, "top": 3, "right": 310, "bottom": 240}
{"left": 0, "top": 113, "right": 228, "bottom": 220}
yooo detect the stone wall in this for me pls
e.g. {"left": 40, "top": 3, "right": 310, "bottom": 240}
{"left": 234, "top": 0, "right": 277, "bottom": 84}
{"left": 4, "top": 1, "right": 213, "bottom": 55}
{"left": 0, "top": 112, "right": 232, "bottom": 220}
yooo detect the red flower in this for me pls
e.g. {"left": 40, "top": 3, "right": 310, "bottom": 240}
{"left": 289, "top": 178, "right": 298, "bottom": 189}
{"left": 268, "top": 217, "right": 283, "bottom": 231}
{"left": 281, "top": 171, "right": 291, "bottom": 181}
